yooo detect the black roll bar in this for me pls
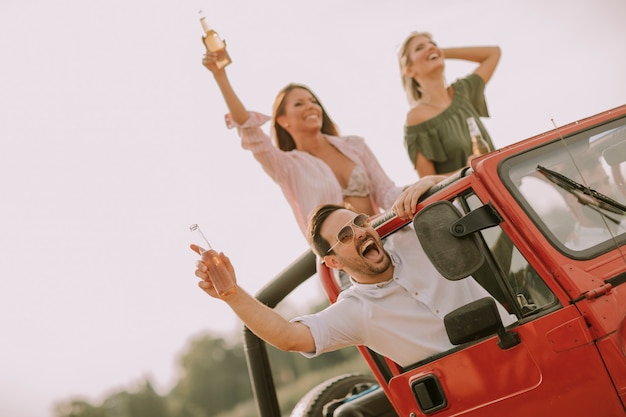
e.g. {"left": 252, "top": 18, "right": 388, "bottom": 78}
{"left": 242, "top": 249, "right": 317, "bottom": 417}
{"left": 241, "top": 177, "right": 457, "bottom": 416}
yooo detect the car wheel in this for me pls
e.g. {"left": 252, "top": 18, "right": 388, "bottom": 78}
{"left": 289, "top": 373, "right": 378, "bottom": 417}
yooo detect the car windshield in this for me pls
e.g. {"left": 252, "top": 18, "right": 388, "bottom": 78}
{"left": 501, "top": 119, "right": 626, "bottom": 258}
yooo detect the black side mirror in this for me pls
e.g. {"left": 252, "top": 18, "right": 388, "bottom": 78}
{"left": 413, "top": 201, "right": 484, "bottom": 281}
{"left": 444, "top": 297, "right": 520, "bottom": 349}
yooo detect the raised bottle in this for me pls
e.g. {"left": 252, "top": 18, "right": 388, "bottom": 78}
{"left": 466, "top": 117, "right": 490, "bottom": 156}
{"left": 190, "top": 224, "right": 236, "bottom": 297}
{"left": 199, "top": 12, "right": 232, "bottom": 69}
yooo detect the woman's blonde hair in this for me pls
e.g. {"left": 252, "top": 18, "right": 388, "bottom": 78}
{"left": 398, "top": 31, "right": 433, "bottom": 106}
{"left": 271, "top": 83, "right": 339, "bottom": 151}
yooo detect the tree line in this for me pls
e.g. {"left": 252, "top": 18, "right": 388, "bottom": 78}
{"left": 53, "top": 305, "right": 368, "bottom": 417}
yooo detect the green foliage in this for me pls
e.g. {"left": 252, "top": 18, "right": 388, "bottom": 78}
{"left": 168, "top": 334, "right": 252, "bottom": 417}
{"left": 101, "top": 382, "right": 169, "bottom": 417}
{"left": 53, "top": 400, "right": 105, "bottom": 417}
{"left": 54, "top": 381, "right": 168, "bottom": 417}
{"left": 53, "top": 332, "right": 366, "bottom": 417}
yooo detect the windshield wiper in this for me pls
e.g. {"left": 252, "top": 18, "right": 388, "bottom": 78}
{"left": 536, "top": 165, "right": 626, "bottom": 224}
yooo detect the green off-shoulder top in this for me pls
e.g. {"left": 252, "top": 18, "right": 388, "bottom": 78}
{"left": 404, "top": 73, "right": 495, "bottom": 174}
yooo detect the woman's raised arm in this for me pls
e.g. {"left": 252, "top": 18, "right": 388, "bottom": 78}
{"left": 202, "top": 51, "right": 251, "bottom": 125}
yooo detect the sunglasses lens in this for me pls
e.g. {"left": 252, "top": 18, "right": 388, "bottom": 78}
{"left": 354, "top": 214, "right": 370, "bottom": 228}
{"left": 328, "top": 214, "right": 371, "bottom": 253}
{"left": 337, "top": 225, "right": 354, "bottom": 244}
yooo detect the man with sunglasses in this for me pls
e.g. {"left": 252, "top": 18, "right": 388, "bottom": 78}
{"left": 298, "top": 204, "right": 515, "bottom": 366}
{"left": 191, "top": 181, "right": 514, "bottom": 367}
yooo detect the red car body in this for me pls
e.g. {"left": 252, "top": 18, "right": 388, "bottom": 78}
{"left": 318, "top": 104, "right": 626, "bottom": 416}
{"left": 244, "top": 104, "right": 626, "bottom": 417}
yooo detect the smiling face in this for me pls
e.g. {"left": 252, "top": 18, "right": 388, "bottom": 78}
{"left": 271, "top": 83, "right": 339, "bottom": 151}
{"left": 403, "top": 33, "right": 443, "bottom": 79}
{"left": 276, "top": 87, "right": 323, "bottom": 133}
{"left": 322, "top": 209, "right": 393, "bottom": 283}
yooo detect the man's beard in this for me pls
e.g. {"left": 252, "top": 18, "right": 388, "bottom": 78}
{"left": 336, "top": 250, "right": 392, "bottom": 278}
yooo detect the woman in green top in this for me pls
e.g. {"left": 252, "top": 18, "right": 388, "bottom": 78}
{"left": 398, "top": 32, "right": 501, "bottom": 177}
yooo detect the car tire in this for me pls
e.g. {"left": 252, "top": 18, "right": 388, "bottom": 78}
{"left": 289, "top": 373, "right": 378, "bottom": 417}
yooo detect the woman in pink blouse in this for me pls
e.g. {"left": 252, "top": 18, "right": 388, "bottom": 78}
{"left": 202, "top": 50, "right": 406, "bottom": 236}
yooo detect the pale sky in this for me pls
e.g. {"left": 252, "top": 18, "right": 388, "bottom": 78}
{"left": 1, "top": 0, "right": 625, "bottom": 416}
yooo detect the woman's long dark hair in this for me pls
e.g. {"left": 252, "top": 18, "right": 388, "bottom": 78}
{"left": 271, "top": 83, "right": 339, "bottom": 151}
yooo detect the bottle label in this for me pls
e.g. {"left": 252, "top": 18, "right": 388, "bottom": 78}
{"left": 204, "top": 32, "right": 225, "bottom": 52}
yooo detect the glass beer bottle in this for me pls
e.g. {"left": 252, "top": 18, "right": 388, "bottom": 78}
{"left": 466, "top": 117, "right": 490, "bottom": 156}
{"left": 199, "top": 12, "right": 232, "bottom": 69}
{"left": 190, "top": 224, "right": 236, "bottom": 297}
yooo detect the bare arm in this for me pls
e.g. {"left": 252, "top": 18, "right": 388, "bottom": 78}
{"left": 441, "top": 46, "right": 501, "bottom": 84}
{"left": 392, "top": 175, "right": 446, "bottom": 219}
{"left": 202, "top": 52, "right": 251, "bottom": 125}
{"left": 191, "top": 245, "right": 316, "bottom": 353}
{"left": 414, "top": 152, "right": 464, "bottom": 179}
{"left": 415, "top": 152, "right": 437, "bottom": 178}
{"left": 218, "top": 287, "right": 316, "bottom": 352}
